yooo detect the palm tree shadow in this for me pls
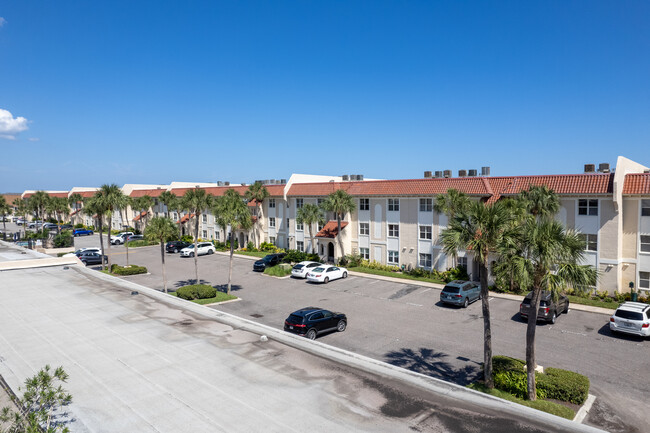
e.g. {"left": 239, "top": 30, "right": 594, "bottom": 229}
{"left": 173, "top": 279, "right": 211, "bottom": 288}
{"left": 384, "top": 347, "right": 481, "bottom": 386}
{"left": 214, "top": 284, "right": 243, "bottom": 292}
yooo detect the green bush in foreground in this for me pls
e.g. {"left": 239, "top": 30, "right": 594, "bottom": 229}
{"left": 176, "top": 284, "right": 217, "bottom": 300}
{"left": 264, "top": 265, "right": 292, "bottom": 277}
{"left": 110, "top": 264, "right": 148, "bottom": 275}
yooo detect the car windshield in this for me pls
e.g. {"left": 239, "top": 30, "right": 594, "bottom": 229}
{"left": 186, "top": 244, "right": 195, "bottom": 249}
{"left": 262, "top": 256, "right": 275, "bottom": 262}
{"left": 293, "top": 264, "right": 304, "bottom": 270}
{"left": 442, "top": 286, "right": 460, "bottom": 294}
{"left": 615, "top": 310, "right": 644, "bottom": 320}
{"left": 312, "top": 267, "right": 325, "bottom": 272}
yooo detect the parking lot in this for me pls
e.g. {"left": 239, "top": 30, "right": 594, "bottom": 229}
{"left": 69, "top": 234, "right": 648, "bottom": 432}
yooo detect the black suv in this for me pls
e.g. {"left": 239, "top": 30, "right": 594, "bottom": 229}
{"left": 78, "top": 251, "right": 107, "bottom": 266}
{"left": 253, "top": 253, "right": 286, "bottom": 271}
{"left": 166, "top": 241, "right": 191, "bottom": 253}
{"left": 284, "top": 307, "right": 347, "bottom": 340}
{"left": 520, "top": 291, "right": 569, "bottom": 324}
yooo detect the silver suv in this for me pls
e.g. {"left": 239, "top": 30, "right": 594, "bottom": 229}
{"left": 610, "top": 302, "right": 650, "bottom": 337}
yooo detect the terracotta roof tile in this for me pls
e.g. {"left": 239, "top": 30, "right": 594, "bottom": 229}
{"left": 132, "top": 211, "right": 148, "bottom": 222}
{"left": 168, "top": 185, "right": 285, "bottom": 197}
{"left": 130, "top": 189, "right": 166, "bottom": 198}
{"left": 315, "top": 220, "right": 349, "bottom": 238}
{"left": 178, "top": 213, "right": 195, "bottom": 224}
{"left": 623, "top": 173, "right": 650, "bottom": 195}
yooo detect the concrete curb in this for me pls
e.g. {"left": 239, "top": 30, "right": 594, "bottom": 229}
{"left": 574, "top": 394, "right": 596, "bottom": 423}
{"left": 75, "top": 265, "right": 605, "bottom": 433}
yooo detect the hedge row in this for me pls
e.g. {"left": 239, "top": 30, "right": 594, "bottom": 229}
{"left": 176, "top": 284, "right": 216, "bottom": 300}
{"left": 110, "top": 264, "right": 148, "bottom": 276}
{"left": 492, "top": 356, "right": 589, "bottom": 404}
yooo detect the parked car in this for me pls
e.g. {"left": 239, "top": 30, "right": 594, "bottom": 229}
{"left": 15, "top": 218, "right": 25, "bottom": 226}
{"left": 28, "top": 221, "right": 43, "bottom": 229}
{"left": 73, "top": 228, "right": 94, "bottom": 237}
{"left": 180, "top": 242, "right": 216, "bottom": 257}
{"left": 291, "top": 261, "right": 323, "bottom": 278}
{"left": 60, "top": 224, "right": 73, "bottom": 230}
{"left": 126, "top": 234, "right": 144, "bottom": 243}
{"left": 519, "top": 291, "right": 569, "bottom": 324}
{"left": 609, "top": 302, "right": 650, "bottom": 337}
{"left": 253, "top": 253, "right": 287, "bottom": 272}
{"left": 166, "top": 241, "right": 191, "bottom": 253}
{"left": 63, "top": 248, "right": 101, "bottom": 258}
{"left": 439, "top": 280, "right": 481, "bottom": 308}
{"left": 78, "top": 251, "right": 107, "bottom": 266}
{"left": 306, "top": 265, "right": 348, "bottom": 283}
{"left": 110, "top": 232, "right": 134, "bottom": 245}
{"left": 43, "top": 223, "right": 59, "bottom": 231}
{"left": 284, "top": 307, "right": 347, "bottom": 340}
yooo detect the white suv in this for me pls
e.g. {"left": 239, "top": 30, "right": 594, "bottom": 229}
{"left": 610, "top": 302, "right": 650, "bottom": 337}
{"left": 180, "top": 242, "right": 216, "bottom": 257}
{"left": 111, "top": 232, "right": 134, "bottom": 245}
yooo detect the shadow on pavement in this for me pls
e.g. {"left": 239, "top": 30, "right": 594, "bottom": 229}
{"left": 384, "top": 347, "right": 481, "bottom": 386}
{"left": 214, "top": 284, "right": 243, "bottom": 292}
{"left": 173, "top": 279, "right": 212, "bottom": 288}
{"left": 597, "top": 322, "right": 645, "bottom": 342}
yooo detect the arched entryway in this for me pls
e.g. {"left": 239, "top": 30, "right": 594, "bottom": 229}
{"left": 327, "top": 242, "right": 334, "bottom": 263}
{"left": 239, "top": 232, "right": 245, "bottom": 249}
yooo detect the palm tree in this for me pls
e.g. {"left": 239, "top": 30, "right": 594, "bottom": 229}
{"left": 434, "top": 189, "right": 471, "bottom": 267}
{"left": 84, "top": 195, "right": 108, "bottom": 269}
{"left": 68, "top": 193, "right": 83, "bottom": 224}
{"left": 440, "top": 200, "right": 516, "bottom": 389}
{"left": 213, "top": 189, "right": 252, "bottom": 294}
{"left": 132, "top": 195, "right": 154, "bottom": 232}
{"left": 182, "top": 188, "right": 213, "bottom": 283}
{"left": 519, "top": 185, "right": 560, "bottom": 219}
{"left": 158, "top": 191, "right": 178, "bottom": 219}
{"left": 244, "top": 182, "right": 269, "bottom": 248}
{"left": 29, "top": 191, "right": 50, "bottom": 223}
{"left": 52, "top": 197, "right": 70, "bottom": 232}
{"left": 98, "top": 184, "right": 129, "bottom": 271}
{"left": 172, "top": 196, "right": 187, "bottom": 239}
{"left": 144, "top": 217, "right": 178, "bottom": 293}
{"left": 296, "top": 203, "right": 325, "bottom": 253}
{"left": 322, "top": 189, "right": 356, "bottom": 259}
{"left": 0, "top": 196, "right": 10, "bottom": 236}
{"left": 13, "top": 198, "right": 28, "bottom": 239}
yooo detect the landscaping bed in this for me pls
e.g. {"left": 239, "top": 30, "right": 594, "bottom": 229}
{"left": 171, "top": 284, "right": 237, "bottom": 305}
{"left": 263, "top": 264, "right": 292, "bottom": 277}
{"left": 101, "top": 264, "right": 148, "bottom": 276}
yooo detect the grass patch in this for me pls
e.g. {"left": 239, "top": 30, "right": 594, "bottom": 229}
{"left": 567, "top": 295, "right": 617, "bottom": 310}
{"left": 169, "top": 290, "right": 237, "bottom": 305}
{"left": 467, "top": 383, "right": 575, "bottom": 420}
{"left": 263, "top": 264, "right": 292, "bottom": 277}
{"left": 126, "top": 240, "right": 157, "bottom": 247}
{"left": 348, "top": 266, "right": 445, "bottom": 284}
{"left": 235, "top": 250, "right": 269, "bottom": 258}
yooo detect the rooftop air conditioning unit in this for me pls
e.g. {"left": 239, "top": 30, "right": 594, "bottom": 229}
{"left": 281, "top": 179, "right": 287, "bottom": 184}
{"left": 468, "top": 169, "right": 477, "bottom": 177}
{"left": 342, "top": 175, "right": 349, "bottom": 181}
{"left": 434, "top": 171, "right": 443, "bottom": 178}
{"left": 358, "top": 174, "right": 364, "bottom": 180}
{"left": 443, "top": 170, "right": 452, "bottom": 178}
{"left": 481, "top": 166, "right": 491, "bottom": 176}
{"left": 217, "top": 181, "right": 224, "bottom": 186}
{"left": 458, "top": 170, "right": 467, "bottom": 177}
{"left": 424, "top": 171, "right": 432, "bottom": 178}
{"left": 225, "top": 181, "right": 230, "bottom": 186}
{"left": 598, "top": 163, "right": 611, "bottom": 173}
{"left": 584, "top": 164, "right": 596, "bottom": 173}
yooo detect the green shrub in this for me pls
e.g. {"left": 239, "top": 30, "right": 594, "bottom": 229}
{"left": 181, "top": 235, "right": 194, "bottom": 243}
{"left": 246, "top": 241, "right": 256, "bottom": 251}
{"left": 176, "top": 284, "right": 216, "bottom": 300}
{"left": 127, "top": 240, "right": 156, "bottom": 247}
{"left": 53, "top": 232, "right": 73, "bottom": 248}
{"left": 283, "top": 249, "right": 317, "bottom": 264}
{"left": 494, "top": 371, "right": 528, "bottom": 399}
{"left": 74, "top": 223, "right": 85, "bottom": 229}
{"left": 264, "top": 265, "right": 292, "bottom": 277}
{"left": 110, "top": 264, "right": 148, "bottom": 275}
{"left": 443, "top": 265, "right": 469, "bottom": 282}
{"left": 537, "top": 367, "right": 589, "bottom": 405}
{"left": 212, "top": 240, "right": 229, "bottom": 251}
{"left": 360, "top": 260, "right": 401, "bottom": 272}
{"left": 493, "top": 355, "right": 525, "bottom": 373}
{"left": 260, "top": 242, "right": 277, "bottom": 252}
{"left": 344, "top": 254, "right": 363, "bottom": 268}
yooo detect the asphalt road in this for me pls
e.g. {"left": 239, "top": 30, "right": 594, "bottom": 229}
{"left": 73, "top": 234, "right": 646, "bottom": 433}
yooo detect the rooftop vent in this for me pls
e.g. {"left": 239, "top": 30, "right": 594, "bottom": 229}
{"left": 358, "top": 174, "right": 364, "bottom": 181}
{"left": 281, "top": 179, "right": 286, "bottom": 184}
{"left": 458, "top": 170, "right": 467, "bottom": 177}
{"left": 598, "top": 163, "right": 611, "bottom": 173}
{"left": 224, "top": 181, "right": 230, "bottom": 186}
{"left": 468, "top": 169, "right": 477, "bottom": 177}
{"left": 584, "top": 164, "right": 596, "bottom": 173}
{"left": 217, "top": 181, "right": 224, "bottom": 186}
{"left": 434, "top": 171, "right": 443, "bottom": 178}
{"left": 443, "top": 170, "right": 452, "bottom": 178}
{"left": 424, "top": 171, "right": 432, "bottom": 178}
{"left": 342, "top": 175, "right": 349, "bottom": 181}
{"left": 481, "top": 166, "right": 491, "bottom": 176}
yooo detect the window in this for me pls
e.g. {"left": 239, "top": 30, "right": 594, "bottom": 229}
{"left": 297, "top": 241, "right": 304, "bottom": 252}
{"left": 359, "top": 222, "right": 369, "bottom": 235}
{"left": 388, "top": 250, "right": 399, "bottom": 264}
{"left": 202, "top": 214, "right": 207, "bottom": 222}
{"left": 318, "top": 221, "right": 324, "bottom": 231}
{"left": 269, "top": 217, "right": 276, "bottom": 228}
{"left": 642, "top": 200, "right": 650, "bottom": 217}
{"left": 579, "top": 234, "right": 597, "bottom": 251}
{"left": 269, "top": 199, "right": 276, "bottom": 208}
{"left": 360, "top": 247, "right": 369, "bottom": 260}
{"left": 419, "top": 253, "right": 432, "bottom": 268}
{"left": 202, "top": 230, "right": 207, "bottom": 238}
{"left": 286, "top": 218, "right": 289, "bottom": 229}
{"left": 173, "top": 212, "right": 178, "bottom": 220}
{"left": 578, "top": 199, "right": 598, "bottom": 216}
{"left": 419, "top": 225, "right": 432, "bottom": 240}
{"left": 641, "top": 235, "right": 650, "bottom": 253}
{"left": 640, "top": 271, "right": 650, "bottom": 290}
{"left": 419, "top": 198, "right": 433, "bottom": 212}
{"left": 388, "top": 224, "right": 399, "bottom": 237}
{"left": 270, "top": 236, "right": 276, "bottom": 245}
{"left": 388, "top": 198, "right": 399, "bottom": 212}
{"left": 317, "top": 198, "right": 324, "bottom": 205}
{"left": 296, "top": 221, "right": 304, "bottom": 231}
{"left": 359, "top": 198, "right": 369, "bottom": 211}
{"left": 215, "top": 232, "right": 220, "bottom": 240}
{"left": 458, "top": 256, "right": 468, "bottom": 270}
{"left": 296, "top": 198, "right": 304, "bottom": 209}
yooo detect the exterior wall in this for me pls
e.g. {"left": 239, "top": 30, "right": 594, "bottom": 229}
{"left": 599, "top": 198, "right": 619, "bottom": 261}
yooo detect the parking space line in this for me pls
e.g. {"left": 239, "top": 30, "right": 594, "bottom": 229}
{"left": 406, "top": 302, "right": 423, "bottom": 307}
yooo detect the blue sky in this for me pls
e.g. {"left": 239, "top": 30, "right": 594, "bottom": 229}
{"left": 1, "top": 1, "right": 649, "bottom": 192}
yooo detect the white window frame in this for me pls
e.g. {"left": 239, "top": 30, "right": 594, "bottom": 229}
{"left": 388, "top": 224, "right": 399, "bottom": 238}
{"left": 269, "top": 198, "right": 276, "bottom": 208}
{"left": 642, "top": 200, "right": 650, "bottom": 217}
{"left": 640, "top": 271, "right": 650, "bottom": 290}
{"left": 641, "top": 235, "right": 650, "bottom": 253}
{"left": 580, "top": 233, "right": 597, "bottom": 251}
{"left": 388, "top": 198, "right": 399, "bottom": 212}
{"left": 359, "top": 222, "right": 369, "bottom": 235}
{"left": 419, "top": 253, "right": 432, "bottom": 268}
{"left": 387, "top": 250, "right": 399, "bottom": 264}
{"left": 297, "top": 241, "right": 304, "bottom": 252}
{"left": 578, "top": 199, "right": 598, "bottom": 216}
{"left": 269, "top": 217, "right": 276, "bottom": 228}
{"left": 359, "top": 198, "right": 370, "bottom": 211}
{"left": 360, "top": 247, "right": 369, "bottom": 260}
{"left": 419, "top": 198, "right": 433, "bottom": 212}
{"left": 419, "top": 225, "right": 432, "bottom": 240}
{"left": 270, "top": 236, "right": 276, "bottom": 245}
{"left": 296, "top": 221, "right": 304, "bottom": 231}
{"left": 458, "top": 256, "right": 468, "bottom": 270}
{"left": 296, "top": 198, "right": 304, "bottom": 209}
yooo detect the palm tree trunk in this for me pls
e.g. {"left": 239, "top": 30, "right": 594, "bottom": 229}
{"left": 161, "top": 241, "right": 168, "bottom": 293}
{"left": 479, "top": 261, "right": 494, "bottom": 388}
{"left": 228, "top": 234, "right": 234, "bottom": 294}
{"left": 526, "top": 287, "right": 542, "bottom": 400}
{"left": 107, "top": 213, "right": 112, "bottom": 271}
{"left": 337, "top": 215, "right": 344, "bottom": 260}
{"left": 194, "top": 213, "right": 199, "bottom": 283}
{"left": 98, "top": 219, "right": 106, "bottom": 270}
{"left": 309, "top": 224, "right": 316, "bottom": 254}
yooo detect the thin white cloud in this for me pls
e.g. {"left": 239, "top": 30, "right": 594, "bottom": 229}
{"left": 28, "top": 137, "right": 40, "bottom": 142}
{"left": 0, "top": 109, "right": 29, "bottom": 140}
{"left": 0, "top": 18, "right": 6, "bottom": 27}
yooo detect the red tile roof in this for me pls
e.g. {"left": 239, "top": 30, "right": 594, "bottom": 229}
{"left": 130, "top": 188, "right": 166, "bottom": 198}
{"left": 315, "top": 220, "right": 348, "bottom": 238}
{"left": 178, "top": 213, "right": 195, "bottom": 224}
{"left": 169, "top": 185, "right": 285, "bottom": 197}
{"left": 133, "top": 211, "right": 148, "bottom": 222}
{"left": 623, "top": 173, "right": 650, "bottom": 195}
{"left": 70, "top": 209, "right": 81, "bottom": 216}
{"left": 23, "top": 191, "right": 69, "bottom": 199}
{"left": 76, "top": 191, "right": 97, "bottom": 198}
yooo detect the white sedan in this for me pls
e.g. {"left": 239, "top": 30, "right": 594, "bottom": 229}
{"left": 291, "top": 261, "right": 323, "bottom": 278}
{"left": 180, "top": 242, "right": 216, "bottom": 257}
{"left": 306, "top": 265, "right": 348, "bottom": 283}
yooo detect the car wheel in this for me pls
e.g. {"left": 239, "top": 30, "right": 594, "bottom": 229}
{"left": 190, "top": 252, "right": 194, "bottom": 257}
{"left": 337, "top": 320, "right": 347, "bottom": 332}
{"left": 342, "top": 271, "right": 348, "bottom": 278}
{"left": 478, "top": 291, "right": 482, "bottom": 300}
{"left": 324, "top": 277, "right": 329, "bottom": 284}
{"left": 463, "top": 298, "right": 469, "bottom": 308}
{"left": 208, "top": 249, "right": 214, "bottom": 255}
{"left": 550, "top": 312, "right": 557, "bottom": 324}
{"left": 81, "top": 260, "right": 87, "bottom": 266}
{"left": 306, "top": 329, "right": 317, "bottom": 340}
{"left": 174, "top": 248, "right": 178, "bottom": 253}
{"left": 564, "top": 302, "right": 569, "bottom": 314}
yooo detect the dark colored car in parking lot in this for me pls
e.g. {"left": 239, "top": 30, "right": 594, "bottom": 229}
{"left": 73, "top": 228, "right": 94, "bottom": 236}
{"left": 284, "top": 307, "right": 347, "bottom": 340}
{"left": 439, "top": 280, "right": 481, "bottom": 308}
{"left": 166, "top": 241, "right": 192, "bottom": 253}
{"left": 253, "top": 253, "right": 286, "bottom": 271}
{"left": 519, "top": 291, "right": 569, "bottom": 324}
{"left": 78, "top": 251, "right": 107, "bottom": 266}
